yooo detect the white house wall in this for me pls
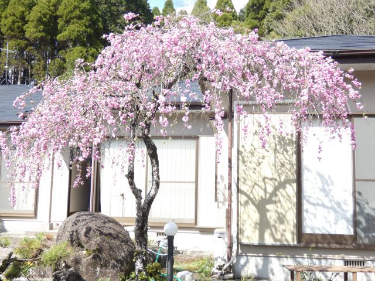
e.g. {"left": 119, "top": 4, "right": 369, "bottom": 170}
{"left": 197, "top": 136, "right": 226, "bottom": 228}
{"left": 235, "top": 245, "right": 375, "bottom": 281}
{"left": 238, "top": 113, "right": 297, "bottom": 245}
{"left": 349, "top": 70, "right": 375, "bottom": 114}
{"left": 50, "top": 149, "right": 70, "bottom": 224}
{"left": 234, "top": 69, "right": 375, "bottom": 280}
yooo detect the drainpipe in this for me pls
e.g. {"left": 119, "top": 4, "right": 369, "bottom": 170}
{"left": 89, "top": 146, "right": 97, "bottom": 212}
{"left": 227, "top": 89, "right": 233, "bottom": 265}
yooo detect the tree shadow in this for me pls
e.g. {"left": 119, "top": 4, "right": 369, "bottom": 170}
{"left": 356, "top": 184, "right": 375, "bottom": 244}
{"left": 239, "top": 117, "right": 297, "bottom": 245}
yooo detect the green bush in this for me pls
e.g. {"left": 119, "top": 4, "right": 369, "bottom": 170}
{"left": 196, "top": 256, "right": 214, "bottom": 280}
{"left": 3, "top": 260, "right": 33, "bottom": 280}
{"left": 0, "top": 236, "right": 11, "bottom": 247}
{"left": 15, "top": 233, "right": 50, "bottom": 259}
{"left": 40, "top": 241, "right": 72, "bottom": 271}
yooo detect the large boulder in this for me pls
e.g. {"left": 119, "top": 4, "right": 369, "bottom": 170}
{"left": 56, "top": 212, "right": 135, "bottom": 281}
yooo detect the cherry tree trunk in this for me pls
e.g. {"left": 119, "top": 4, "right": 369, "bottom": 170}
{"left": 127, "top": 125, "right": 160, "bottom": 280}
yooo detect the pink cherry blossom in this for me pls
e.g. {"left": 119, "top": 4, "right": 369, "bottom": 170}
{"left": 0, "top": 15, "right": 361, "bottom": 209}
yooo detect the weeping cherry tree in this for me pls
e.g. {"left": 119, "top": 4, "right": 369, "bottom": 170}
{"left": 0, "top": 13, "right": 362, "bottom": 278}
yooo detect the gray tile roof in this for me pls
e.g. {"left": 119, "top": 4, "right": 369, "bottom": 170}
{"left": 279, "top": 35, "right": 375, "bottom": 52}
{"left": 0, "top": 85, "right": 42, "bottom": 122}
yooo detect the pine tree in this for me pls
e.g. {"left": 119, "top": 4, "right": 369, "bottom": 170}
{"left": 152, "top": 6, "right": 161, "bottom": 16}
{"left": 178, "top": 9, "right": 187, "bottom": 16}
{"left": 0, "top": 0, "right": 9, "bottom": 14}
{"left": 238, "top": 7, "right": 245, "bottom": 21}
{"left": 25, "top": 0, "right": 61, "bottom": 80}
{"left": 1, "top": 0, "right": 36, "bottom": 84}
{"left": 213, "top": 0, "right": 237, "bottom": 27}
{"left": 162, "top": 0, "right": 175, "bottom": 16}
{"left": 94, "top": 0, "right": 153, "bottom": 34}
{"left": 57, "top": 0, "right": 103, "bottom": 70}
{"left": 0, "top": 0, "right": 10, "bottom": 46}
{"left": 191, "top": 0, "right": 211, "bottom": 23}
{"left": 243, "top": 0, "right": 289, "bottom": 36}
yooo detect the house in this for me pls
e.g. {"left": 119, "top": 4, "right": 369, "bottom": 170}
{"left": 1, "top": 35, "right": 375, "bottom": 281}
{"left": 232, "top": 35, "right": 375, "bottom": 280}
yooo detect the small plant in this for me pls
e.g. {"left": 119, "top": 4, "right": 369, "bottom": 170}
{"left": 147, "top": 262, "right": 162, "bottom": 280}
{"left": 2, "top": 233, "right": 55, "bottom": 279}
{"left": 196, "top": 256, "right": 214, "bottom": 280}
{"left": 0, "top": 236, "right": 11, "bottom": 247}
{"left": 3, "top": 260, "right": 33, "bottom": 280}
{"left": 15, "top": 233, "right": 52, "bottom": 259}
{"left": 40, "top": 241, "right": 72, "bottom": 271}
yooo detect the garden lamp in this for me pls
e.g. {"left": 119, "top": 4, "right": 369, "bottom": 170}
{"left": 164, "top": 221, "right": 178, "bottom": 281}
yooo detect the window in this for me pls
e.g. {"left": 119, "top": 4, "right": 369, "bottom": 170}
{"left": 0, "top": 151, "right": 37, "bottom": 217}
{"left": 100, "top": 138, "right": 198, "bottom": 225}
{"left": 147, "top": 139, "right": 197, "bottom": 224}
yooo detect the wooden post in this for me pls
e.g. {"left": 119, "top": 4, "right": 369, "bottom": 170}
{"left": 353, "top": 272, "right": 357, "bottom": 281}
{"left": 296, "top": 271, "right": 301, "bottom": 281}
{"left": 290, "top": 271, "right": 294, "bottom": 281}
{"left": 344, "top": 272, "right": 348, "bottom": 281}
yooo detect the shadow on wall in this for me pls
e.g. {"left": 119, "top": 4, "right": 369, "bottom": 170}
{"left": 302, "top": 166, "right": 353, "bottom": 236}
{"left": 239, "top": 116, "right": 297, "bottom": 246}
{"left": 238, "top": 118, "right": 294, "bottom": 279}
{"left": 357, "top": 187, "right": 375, "bottom": 244}
{"left": 0, "top": 219, "right": 7, "bottom": 233}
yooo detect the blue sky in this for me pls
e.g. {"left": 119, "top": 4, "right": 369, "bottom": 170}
{"left": 149, "top": 0, "right": 248, "bottom": 13}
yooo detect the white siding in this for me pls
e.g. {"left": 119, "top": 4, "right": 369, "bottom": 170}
{"left": 50, "top": 149, "right": 70, "bottom": 222}
{"left": 197, "top": 136, "right": 225, "bottom": 228}
{"left": 302, "top": 124, "right": 353, "bottom": 235}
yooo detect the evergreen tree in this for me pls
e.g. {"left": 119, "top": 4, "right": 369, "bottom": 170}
{"left": 1, "top": 0, "right": 36, "bottom": 84}
{"left": 0, "top": 0, "right": 9, "bottom": 14}
{"left": 243, "top": 0, "right": 289, "bottom": 36}
{"left": 178, "top": 9, "right": 187, "bottom": 16}
{"left": 238, "top": 7, "right": 246, "bottom": 21}
{"left": 162, "top": 0, "right": 175, "bottom": 16}
{"left": 213, "top": 0, "right": 237, "bottom": 27}
{"left": 94, "top": 0, "right": 153, "bottom": 34}
{"left": 152, "top": 6, "right": 161, "bottom": 16}
{"left": 25, "top": 0, "right": 61, "bottom": 80}
{"left": 0, "top": 0, "right": 10, "bottom": 46}
{"left": 57, "top": 0, "right": 103, "bottom": 70}
{"left": 191, "top": 0, "right": 211, "bottom": 23}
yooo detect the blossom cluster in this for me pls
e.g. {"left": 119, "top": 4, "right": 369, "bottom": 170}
{"left": 0, "top": 15, "right": 362, "bottom": 205}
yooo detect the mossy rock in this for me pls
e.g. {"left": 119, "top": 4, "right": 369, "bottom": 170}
{"left": 56, "top": 212, "right": 135, "bottom": 281}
